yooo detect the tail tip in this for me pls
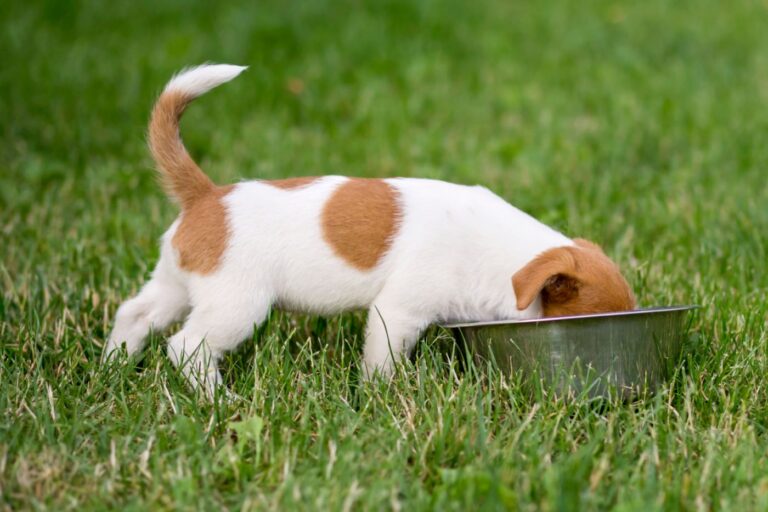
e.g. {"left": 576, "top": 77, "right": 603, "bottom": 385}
{"left": 164, "top": 63, "right": 248, "bottom": 98}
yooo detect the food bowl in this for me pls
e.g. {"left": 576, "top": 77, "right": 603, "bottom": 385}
{"left": 446, "top": 306, "right": 698, "bottom": 399}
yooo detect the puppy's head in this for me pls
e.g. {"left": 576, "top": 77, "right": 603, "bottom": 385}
{"left": 512, "top": 239, "right": 635, "bottom": 317}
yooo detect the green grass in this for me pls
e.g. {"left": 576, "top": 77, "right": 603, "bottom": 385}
{"left": 2, "top": 0, "right": 768, "bottom": 509}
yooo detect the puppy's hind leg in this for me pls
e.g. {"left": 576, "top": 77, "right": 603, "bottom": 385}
{"left": 167, "top": 289, "right": 272, "bottom": 399}
{"left": 104, "top": 255, "right": 189, "bottom": 362}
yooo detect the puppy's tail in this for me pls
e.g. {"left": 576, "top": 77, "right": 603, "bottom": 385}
{"left": 149, "top": 64, "right": 247, "bottom": 209}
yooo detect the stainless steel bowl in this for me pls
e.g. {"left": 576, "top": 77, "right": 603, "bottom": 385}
{"left": 446, "top": 306, "right": 698, "bottom": 398}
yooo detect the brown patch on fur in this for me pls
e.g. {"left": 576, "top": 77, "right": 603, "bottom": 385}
{"left": 321, "top": 179, "right": 401, "bottom": 270}
{"left": 265, "top": 177, "right": 319, "bottom": 190}
{"left": 149, "top": 90, "right": 216, "bottom": 209}
{"left": 512, "top": 238, "right": 635, "bottom": 317}
{"left": 172, "top": 185, "right": 234, "bottom": 274}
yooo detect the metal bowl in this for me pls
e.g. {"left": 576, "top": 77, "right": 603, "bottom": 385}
{"left": 446, "top": 306, "right": 698, "bottom": 399}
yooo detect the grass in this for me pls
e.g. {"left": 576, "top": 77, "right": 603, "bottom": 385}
{"left": 2, "top": 0, "right": 768, "bottom": 509}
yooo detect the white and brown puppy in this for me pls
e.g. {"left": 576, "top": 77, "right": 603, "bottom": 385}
{"left": 104, "top": 64, "right": 635, "bottom": 395}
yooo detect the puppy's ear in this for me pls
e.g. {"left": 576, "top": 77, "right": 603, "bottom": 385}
{"left": 512, "top": 247, "right": 581, "bottom": 311}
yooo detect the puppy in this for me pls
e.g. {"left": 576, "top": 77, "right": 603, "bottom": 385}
{"left": 104, "top": 64, "right": 635, "bottom": 395}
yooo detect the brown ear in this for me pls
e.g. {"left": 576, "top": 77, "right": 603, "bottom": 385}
{"left": 512, "top": 247, "right": 581, "bottom": 310}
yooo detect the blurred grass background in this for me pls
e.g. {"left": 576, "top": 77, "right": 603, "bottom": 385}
{"left": 1, "top": 0, "right": 768, "bottom": 509}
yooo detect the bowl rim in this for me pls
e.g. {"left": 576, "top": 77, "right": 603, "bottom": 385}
{"left": 442, "top": 305, "right": 700, "bottom": 328}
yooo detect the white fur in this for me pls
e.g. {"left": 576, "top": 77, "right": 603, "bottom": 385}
{"left": 164, "top": 64, "right": 247, "bottom": 98}
{"left": 105, "top": 177, "right": 573, "bottom": 395}
{"left": 104, "top": 64, "right": 576, "bottom": 397}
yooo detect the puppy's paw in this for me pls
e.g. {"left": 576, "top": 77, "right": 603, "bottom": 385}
{"left": 101, "top": 339, "right": 126, "bottom": 365}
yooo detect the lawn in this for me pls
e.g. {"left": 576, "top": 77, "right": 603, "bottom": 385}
{"left": 2, "top": 0, "right": 768, "bottom": 509}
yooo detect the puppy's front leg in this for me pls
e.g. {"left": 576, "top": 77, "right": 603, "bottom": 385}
{"left": 362, "top": 302, "right": 427, "bottom": 380}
